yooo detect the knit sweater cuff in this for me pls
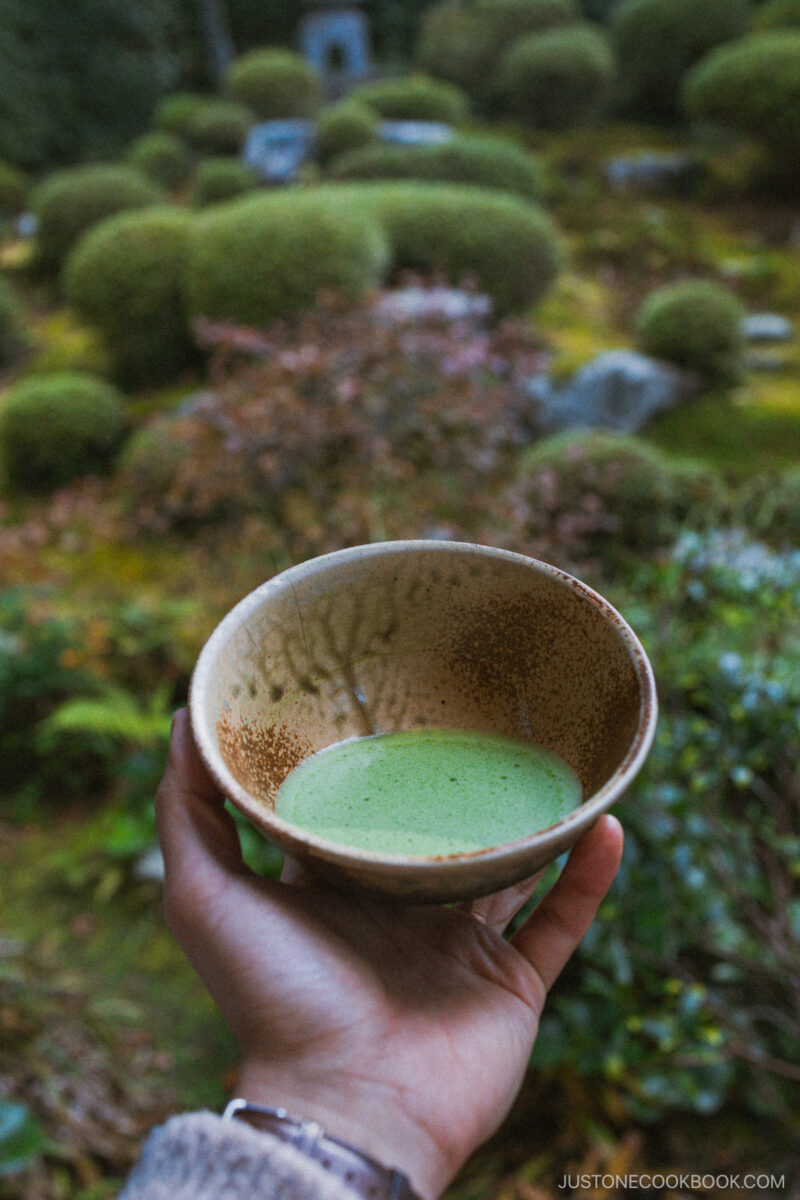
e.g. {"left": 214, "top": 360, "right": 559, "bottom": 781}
{"left": 117, "top": 1110, "right": 361, "bottom": 1200}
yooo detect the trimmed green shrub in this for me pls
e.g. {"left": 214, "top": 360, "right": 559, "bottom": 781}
{"left": 226, "top": 49, "right": 321, "bottom": 120}
{"left": 494, "top": 24, "right": 615, "bottom": 127}
{"left": 153, "top": 92, "right": 209, "bottom": 137}
{"left": 316, "top": 102, "right": 378, "bottom": 166}
{"left": 0, "top": 372, "right": 125, "bottom": 491}
{"left": 684, "top": 32, "right": 800, "bottom": 183}
{"left": 636, "top": 279, "right": 746, "bottom": 383}
{"left": 125, "top": 131, "right": 193, "bottom": 191}
{"left": 337, "top": 182, "right": 561, "bottom": 315}
{"left": 613, "top": 0, "right": 750, "bottom": 121}
{"left": 186, "top": 99, "right": 255, "bottom": 156}
{"left": 191, "top": 158, "right": 258, "bottom": 207}
{"left": 31, "top": 165, "right": 163, "bottom": 276}
{"left": 416, "top": 0, "right": 579, "bottom": 97}
{"left": 188, "top": 192, "right": 389, "bottom": 328}
{"left": 737, "top": 466, "right": 800, "bottom": 545}
{"left": 754, "top": 0, "right": 800, "bottom": 29}
{"left": 0, "top": 277, "right": 24, "bottom": 367}
{"left": 509, "top": 430, "right": 726, "bottom": 559}
{"left": 63, "top": 207, "right": 195, "bottom": 388}
{"left": 348, "top": 74, "right": 469, "bottom": 125}
{"left": 328, "top": 135, "right": 543, "bottom": 201}
{"left": 0, "top": 162, "right": 28, "bottom": 216}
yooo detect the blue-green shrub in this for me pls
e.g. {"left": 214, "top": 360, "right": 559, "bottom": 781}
{"left": 0, "top": 372, "right": 125, "bottom": 492}
{"left": 539, "top": 545, "right": 799, "bottom": 1125}
{"left": 63, "top": 207, "right": 195, "bottom": 387}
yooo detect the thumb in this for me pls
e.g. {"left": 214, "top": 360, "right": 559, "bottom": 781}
{"left": 155, "top": 708, "right": 248, "bottom": 933}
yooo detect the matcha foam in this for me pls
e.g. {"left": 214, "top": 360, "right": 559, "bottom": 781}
{"left": 274, "top": 727, "right": 582, "bottom": 857}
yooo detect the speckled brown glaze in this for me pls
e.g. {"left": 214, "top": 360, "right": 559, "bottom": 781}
{"left": 190, "top": 541, "right": 658, "bottom": 903}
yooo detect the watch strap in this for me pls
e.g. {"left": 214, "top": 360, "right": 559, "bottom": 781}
{"left": 222, "top": 1099, "right": 423, "bottom": 1200}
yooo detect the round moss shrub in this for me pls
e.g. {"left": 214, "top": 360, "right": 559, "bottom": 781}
{"left": 186, "top": 99, "right": 255, "bottom": 156}
{"left": 612, "top": 0, "right": 750, "bottom": 122}
{"left": 226, "top": 49, "right": 321, "bottom": 120}
{"left": 0, "top": 372, "right": 125, "bottom": 492}
{"left": 31, "top": 165, "right": 163, "bottom": 275}
{"left": 513, "top": 430, "right": 726, "bottom": 558}
{"left": 350, "top": 182, "right": 561, "bottom": 315}
{"left": 348, "top": 74, "right": 469, "bottom": 124}
{"left": 0, "top": 277, "right": 24, "bottom": 366}
{"left": 153, "top": 92, "right": 210, "bottom": 137}
{"left": 125, "top": 131, "right": 193, "bottom": 190}
{"left": 187, "top": 192, "right": 389, "bottom": 328}
{"left": 754, "top": 0, "right": 800, "bottom": 30}
{"left": 63, "top": 207, "right": 195, "bottom": 388}
{"left": 328, "top": 134, "right": 543, "bottom": 201}
{"left": 416, "top": 0, "right": 579, "bottom": 98}
{"left": 316, "top": 101, "right": 378, "bottom": 166}
{"left": 191, "top": 158, "right": 258, "bottom": 207}
{"left": 684, "top": 32, "right": 800, "bottom": 180}
{"left": 0, "top": 162, "right": 27, "bottom": 216}
{"left": 494, "top": 25, "right": 615, "bottom": 128}
{"left": 636, "top": 279, "right": 746, "bottom": 383}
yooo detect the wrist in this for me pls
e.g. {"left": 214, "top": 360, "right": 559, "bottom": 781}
{"left": 234, "top": 1062, "right": 452, "bottom": 1200}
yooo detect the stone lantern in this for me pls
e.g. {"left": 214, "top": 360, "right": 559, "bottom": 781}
{"left": 299, "top": 0, "right": 372, "bottom": 93}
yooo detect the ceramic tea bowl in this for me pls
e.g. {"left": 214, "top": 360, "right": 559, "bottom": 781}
{"left": 190, "top": 541, "right": 657, "bottom": 903}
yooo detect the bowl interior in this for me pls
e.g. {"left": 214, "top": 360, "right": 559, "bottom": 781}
{"left": 192, "top": 543, "right": 650, "bottom": 867}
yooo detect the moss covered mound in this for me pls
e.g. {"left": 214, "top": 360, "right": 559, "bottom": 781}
{"left": 0, "top": 372, "right": 126, "bottom": 492}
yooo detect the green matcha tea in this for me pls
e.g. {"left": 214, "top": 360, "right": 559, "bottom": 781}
{"left": 274, "top": 727, "right": 582, "bottom": 857}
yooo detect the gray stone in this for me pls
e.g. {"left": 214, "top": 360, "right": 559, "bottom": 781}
{"left": 526, "top": 350, "right": 690, "bottom": 435}
{"left": 741, "top": 313, "right": 795, "bottom": 343}
{"left": 243, "top": 119, "right": 316, "bottom": 183}
{"left": 379, "top": 120, "right": 454, "bottom": 147}
{"left": 373, "top": 286, "right": 491, "bottom": 325}
{"left": 606, "top": 151, "right": 701, "bottom": 195}
{"left": 15, "top": 212, "right": 37, "bottom": 238}
{"left": 300, "top": 6, "right": 371, "bottom": 86}
{"left": 134, "top": 844, "right": 165, "bottom": 883}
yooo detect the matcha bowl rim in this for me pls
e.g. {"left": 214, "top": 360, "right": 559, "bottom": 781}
{"left": 189, "top": 540, "right": 658, "bottom": 902}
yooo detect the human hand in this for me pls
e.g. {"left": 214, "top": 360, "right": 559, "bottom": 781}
{"left": 156, "top": 710, "right": 623, "bottom": 1200}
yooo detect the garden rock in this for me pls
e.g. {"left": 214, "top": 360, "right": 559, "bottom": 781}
{"left": 373, "top": 286, "right": 491, "bottom": 325}
{"left": 379, "top": 120, "right": 454, "bottom": 146}
{"left": 526, "top": 350, "right": 689, "bottom": 435}
{"left": 741, "top": 313, "right": 795, "bottom": 342}
{"left": 243, "top": 120, "right": 316, "bottom": 182}
{"left": 606, "top": 152, "right": 701, "bottom": 195}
